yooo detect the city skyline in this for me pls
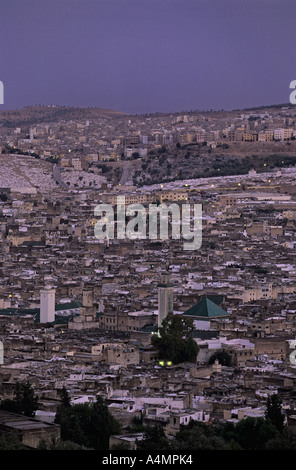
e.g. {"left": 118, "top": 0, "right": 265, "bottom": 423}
{"left": 2, "top": 0, "right": 296, "bottom": 455}
{"left": 1, "top": 0, "right": 296, "bottom": 114}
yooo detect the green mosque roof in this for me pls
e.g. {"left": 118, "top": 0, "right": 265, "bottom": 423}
{"left": 183, "top": 296, "right": 229, "bottom": 319}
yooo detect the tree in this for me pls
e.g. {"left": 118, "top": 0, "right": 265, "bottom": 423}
{"left": 0, "top": 433, "right": 25, "bottom": 450}
{"left": 228, "top": 417, "right": 279, "bottom": 450}
{"left": 55, "top": 403, "right": 90, "bottom": 447}
{"left": 136, "top": 424, "right": 171, "bottom": 451}
{"left": 265, "top": 394, "right": 285, "bottom": 432}
{"left": 265, "top": 429, "right": 296, "bottom": 450}
{"left": 37, "top": 438, "right": 88, "bottom": 450}
{"left": 209, "top": 350, "right": 232, "bottom": 366}
{"left": 110, "top": 442, "right": 131, "bottom": 450}
{"left": 173, "top": 420, "right": 230, "bottom": 450}
{"left": 130, "top": 413, "right": 144, "bottom": 431}
{"left": 60, "top": 386, "right": 71, "bottom": 408}
{"left": 0, "top": 381, "right": 38, "bottom": 417}
{"left": 185, "top": 336, "right": 200, "bottom": 363}
{"left": 152, "top": 312, "right": 199, "bottom": 365}
{"left": 89, "top": 396, "right": 121, "bottom": 450}
{"left": 54, "top": 396, "right": 121, "bottom": 450}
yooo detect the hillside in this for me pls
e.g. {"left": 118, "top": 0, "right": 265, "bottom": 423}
{"left": 0, "top": 105, "right": 128, "bottom": 128}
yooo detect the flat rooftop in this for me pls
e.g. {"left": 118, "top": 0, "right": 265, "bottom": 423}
{"left": 0, "top": 410, "right": 59, "bottom": 430}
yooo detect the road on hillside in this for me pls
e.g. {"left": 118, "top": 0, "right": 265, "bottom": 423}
{"left": 53, "top": 163, "right": 68, "bottom": 189}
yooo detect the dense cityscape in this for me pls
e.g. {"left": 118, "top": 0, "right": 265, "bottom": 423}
{"left": 0, "top": 104, "right": 296, "bottom": 452}
{"left": 1, "top": 0, "right": 296, "bottom": 460}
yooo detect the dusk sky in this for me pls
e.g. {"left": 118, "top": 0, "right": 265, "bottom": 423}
{"left": 1, "top": 0, "right": 296, "bottom": 114}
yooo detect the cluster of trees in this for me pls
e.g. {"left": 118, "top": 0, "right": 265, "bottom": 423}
{"left": 53, "top": 387, "right": 121, "bottom": 450}
{"left": 2, "top": 144, "right": 40, "bottom": 158}
{"left": 0, "top": 434, "right": 25, "bottom": 450}
{"left": 253, "top": 265, "right": 269, "bottom": 275}
{"left": 152, "top": 312, "right": 199, "bottom": 365}
{"left": 136, "top": 146, "right": 296, "bottom": 187}
{"left": 209, "top": 350, "right": 232, "bottom": 366}
{"left": 97, "top": 163, "right": 112, "bottom": 173}
{"left": 0, "top": 381, "right": 38, "bottom": 417}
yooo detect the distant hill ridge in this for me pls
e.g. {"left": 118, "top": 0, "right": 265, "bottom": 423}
{"left": 0, "top": 102, "right": 293, "bottom": 128}
{"left": 0, "top": 105, "right": 129, "bottom": 127}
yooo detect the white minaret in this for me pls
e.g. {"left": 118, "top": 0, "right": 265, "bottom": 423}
{"left": 158, "top": 272, "right": 174, "bottom": 328}
{"left": 40, "top": 286, "right": 56, "bottom": 323}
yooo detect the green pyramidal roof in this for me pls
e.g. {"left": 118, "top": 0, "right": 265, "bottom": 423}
{"left": 183, "top": 296, "right": 229, "bottom": 319}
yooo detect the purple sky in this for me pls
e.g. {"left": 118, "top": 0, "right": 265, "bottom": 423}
{"left": 1, "top": 0, "right": 296, "bottom": 114}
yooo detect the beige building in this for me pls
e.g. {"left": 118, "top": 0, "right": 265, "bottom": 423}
{"left": 258, "top": 130, "right": 274, "bottom": 142}
{"left": 60, "top": 157, "right": 71, "bottom": 167}
{"left": 68, "top": 287, "right": 99, "bottom": 330}
{"left": 222, "top": 339, "right": 255, "bottom": 366}
{"left": 0, "top": 410, "right": 60, "bottom": 448}
{"left": 251, "top": 316, "right": 287, "bottom": 337}
{"left": 165, "top": 410, "right": 210, "bottom": 436}
{"left": 246, "top": 223, "right": 283, "bottom": 237}
{"left": 253, "top": 336, "right": 288, "bottom": 360}
{"left": 99, "top": 309, "right": 157, "bottom": 333}
{"left": 71, "top": 157, "right": 82, "bottom": 170}
{"left": 243, "top": 132, "right": 258, "bottom": 142}
{"left": 92, "top": 342, "right": 140, "bottom": 367}
{"left": 239, "top": 283, "right": 275, "bottom": 302}
{"left": 155, "top": 189, "right": 189, "bottom": 203}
